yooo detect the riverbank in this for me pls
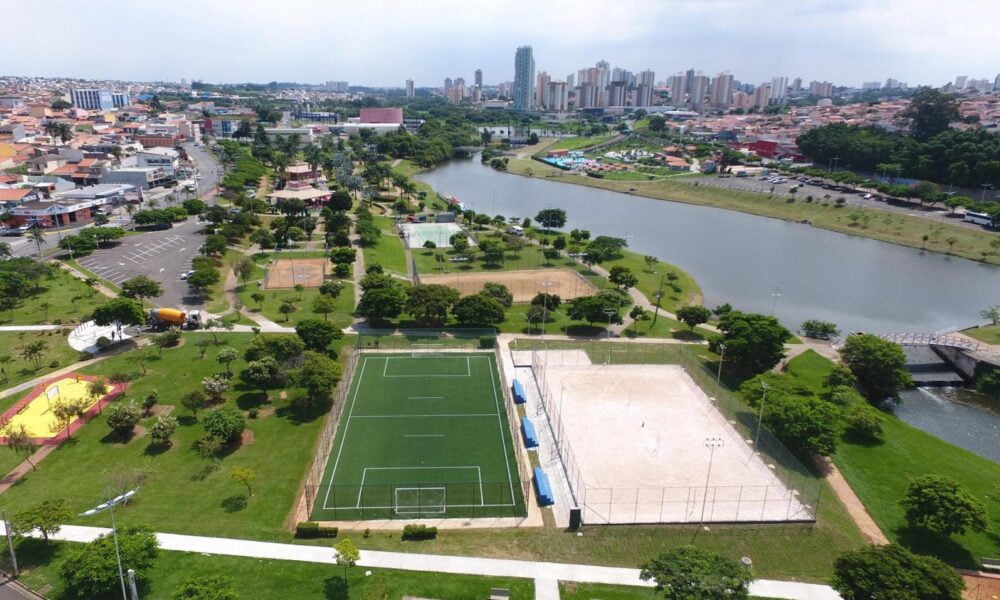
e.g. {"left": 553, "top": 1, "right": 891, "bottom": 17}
{"left": 502, "top": 140, "right": 999, "bottom": 264}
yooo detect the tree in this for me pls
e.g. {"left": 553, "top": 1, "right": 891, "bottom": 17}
{"left": 60, "top": 528, "right": 159, "bottom": 599}
{"left": 171, "top": 575, "right": 239, "bottom": 600}
{"left": 231, "top": 467, "right": 256, "bottom": 497}
{"left": 800, "top": 319, "right": 840, "bottom": 340}
{"left": 761, "top": 393, "right": 842, "bottom": 456}
{"left": 106, "top": 401, "right": 141, "bottom": 439}
{"left": 981, "top": 305, "right": 1000, "bottom": 326}
{"left": 900, "top": 475, "right": 987, "bottom": 537}
{"left": 240, "top": 356, "right": 282, "bottom": 394}
{"left": 12, "top": 499, "right": 70, "bottom": 542}
{"left": 202, "top": 407, "right": 245, "bottom": 443}
{"left": 311, "top": 294, "right": 337, "bottom": 321}
{"left": 232, "top": 256, "right": 255, "bottom": 284}
{"left": 566, "top": 294, "right": 625, "bottom": 325}
{"left": 639, "top": 546, "right": 752, "bottom": 600}
{"left": 334, "top": 538, "right": 360, "bottom": 583}
{"left": 181, "top": 390, "right": 206, "bottom": 418}
{"left": 59, "top": 234, "right": 97, "bottom": 256}
{"left": 643, "top": 255, "right": 659, "bottom": 271}
{"left": 149, "top": 415, "right": 178, "bottom": 446}
{"left": 648, "top": 115, "right": 666, "bottom": 132}
{"left": 839, "top": 334, "right": 912, "bottom": 402}
{"left": 481, "top": 282, "right": 514, "bottom": 309}
{"left": 531, "top": 292, "right": 562, "bottom": 311}
{"left": 21, "top": 339, "right": 47, "bottom": 370}
{"left": 188, "top": 269, "right": 220, "bottom": 295}
{"left": 50, "top": 398, "right": 87, "bottom": 439}
{"left": 584, "top": 236, "right": 627, "bottom": 264}
{"left": 710, "top": 311, "right": 791, "bottom": 375}
{"left": 296, "top": 351, "right": 342, "bottom": 405}
{"left": 534, "top": 208, "right": 567, "bottom": 231}
{"left": 251, "top": 292, "right": 266, "bottom": 310}
{"left": 217, "top": 347, "right": 239, "bottom": 375}
{"left": 278, "top": 300, "right": 296, "bottom": 322}
{"left": 608, "top": 266, "right": 638, "bottom": 290}
{"left": 675, "top": 305, "right": 711, "bottom": 331}
{"left": 2, "top": 423, "right": 37, "bottom": 470}
{"left": 452, "top": 293, "right": 506, "bottom": 325}
{"left": 831, "top": 544, "right": 964, "bottom": 600}
{"left": 977, "top": 369, "right": 1000, "bottom": 401}
{"left": 406, "top": 284, "right": 460, "bottom": 325}
{"left": 196, "top": 337, "right": 212, "bottom": 359}
{"left": 295, "top": 318, "right": 343, "bottom": 352}
{"left": 92, "top": 297, "right": 145, "bottom": 331}
{"left": 356, "top": 279, "right": 408, "bottom": 324}
{"left": 202, "top": 374, "right": 230, "bottom": 403}
{"left": 898, "top": 86, "right": 961, "bottom": 141}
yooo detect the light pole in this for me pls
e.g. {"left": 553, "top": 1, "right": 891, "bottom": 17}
{"left": 602, "top": 307, "right": 617, "bottom": 364}
{"left": 540, "top": 279, "right": 555, "bottom": 338}
{"left": 769, "top": 287, "right": 782, "bottom": 316}
{"left": 715, "top": 343, "right": 726, "bottom": 386}
{"left": 754, "top": 381, "right": 769, "bottom": 453}
{"left": 982, "top": 183, "right": 992, "bottom": 203}
{"left": 81, "top": 486, "right": 139, "bottom": 600}
{"left": 699, "top": 437, "right": 725, "bottom": 527}
{"left": 651, "top": 272, "right": 665, "bottom": 326}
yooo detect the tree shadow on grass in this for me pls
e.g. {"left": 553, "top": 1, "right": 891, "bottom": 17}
{"left": 236, "top": 392, "right": 269, "bottom": 411}
{"left": 177, "top": 415, "right": 198, "bottom": 427}
{"left": 671, "top": 329, "right": 705, "bottom": 341}
{"left": 562, "top": 324, "right": 607, "bottom": 337}
{"left": 276, "top": 397, "right": 330, "bottom": 425}
{"left": 323, "top": 576, "right": 348, "bottom": 600}
{"left": 220, "top": 494, "right": 248, "bottom": 513}
{"left": 12, "top": 537, "right": 59, "bottom": 570}
{"left": 896, "top": 525, "right": 977, "bottom": 568}
{"left": 143, "top": 441, "right": 170, "bottom": 457}
{"left": 189, "top": 462, "right": 219, "bottom": 482}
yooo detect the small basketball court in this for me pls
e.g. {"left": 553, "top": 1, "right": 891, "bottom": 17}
{"left": 400, "top": 222, "right": 466, "bottom": 249}
{"left": 264, "top": 258, "right": 328, "bottom": 289}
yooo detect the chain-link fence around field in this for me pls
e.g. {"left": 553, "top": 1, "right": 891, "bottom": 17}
{"left": 515, "top": 339, "right": 821, "bottom": 525}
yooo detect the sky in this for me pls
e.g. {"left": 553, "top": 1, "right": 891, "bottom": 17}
{"left": 5, "top": 0, "right": 999, "bottom": 88}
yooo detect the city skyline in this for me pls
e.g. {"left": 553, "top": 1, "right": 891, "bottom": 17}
{"left": 5, "top": 0, "right": 1000, "bottom": 88}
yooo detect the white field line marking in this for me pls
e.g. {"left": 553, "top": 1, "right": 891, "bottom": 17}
{"left": 407, "top": 396, "right": 444, "bottom": 400}
{"left": 488, "top": 357, "right": 517, "bottom": 505}
{"left": 350, "top": 413, "right": 498, "bottom": 418}
{"left": 322, "top": 356, "right": 370, "bottom": 511}
{"left": 403, "top": 434, "right": 445, "bottom": 438}
{"left": 381, "top": 356, "right": 474, "bottom": 378}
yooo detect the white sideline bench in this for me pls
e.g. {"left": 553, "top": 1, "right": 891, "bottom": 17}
{"left": 489, "top": 588, "right": 510, "bottom": 600}
{"left": 982, "top": 557, "right": 1000, "bottom": 571}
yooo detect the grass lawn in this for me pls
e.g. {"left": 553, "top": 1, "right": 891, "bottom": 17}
{"left": 561, "top": 582, "right": 658, "bottom": 600}
{"left": 412, "top": 243, "right": 559, "bottom": 275}
{"left": 782, "top": 350, "right": 1000, "bottom": 569}
{"left": 0, "top": 330, "right": 83, "bottom": 408}
{"left": 362, "top": 216, "right": 408, "bottom": 275}
{"left": 238, "top": 278, "right": 355, "bottom": 328}
{"left": 502, "top": 155, "right": 999, "bottom": 264}
{"left": 963, "top": 324, "right": 1000, "bottom": 345}
{"left": 603, "top": 249, "right": 703, "bottom": 312}
{"left": 13, "top": 541, "right": 535, "bottom": 600}
{"left": 547, "top": 134, "right": 617, "bottom": 152}
{"left": 312, "top": 353, "right": 524, "bottom": 521}
{"left": 0, "top": 267, "right": 108, "bottom": 326}
{"left": 205, "top": 250, "right": 243, "bottom": 314}
{"left": 0, "top": 333, "right": 352, "bottom": 541}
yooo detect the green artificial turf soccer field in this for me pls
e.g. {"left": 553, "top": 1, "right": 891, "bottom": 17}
{"left": 311, "top": 353, "right": 525, "bottom": 520}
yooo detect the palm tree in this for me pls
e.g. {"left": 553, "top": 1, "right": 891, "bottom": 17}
{"left": 0, "top": 355, "right": 13, "bottom": 383}
{"left": 29, "top": 227, "right": 45, "bottom": 257}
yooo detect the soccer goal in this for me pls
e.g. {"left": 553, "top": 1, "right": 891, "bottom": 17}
{"left": 410, "top": 344, "right": 447, "bottom": 358}
{"left": 394, "top": 487, "right": 447, "bottom": 515}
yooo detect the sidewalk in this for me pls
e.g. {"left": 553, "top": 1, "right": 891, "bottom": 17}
{"left": 11, "top": 524, "right": 842, "bottom": 600}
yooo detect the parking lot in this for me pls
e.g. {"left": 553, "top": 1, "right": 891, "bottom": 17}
{"left": 77, "top": 219, "right": 205, "bottom": 309}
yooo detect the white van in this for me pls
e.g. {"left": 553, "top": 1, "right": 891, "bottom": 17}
{"left": 506, "top": 225, "right": 525, "bottom": 236}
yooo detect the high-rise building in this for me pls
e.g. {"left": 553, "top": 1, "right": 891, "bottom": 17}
{"left": 994, "top": 74, "right": 1000, "bottom": 92}
{"left": 808, "top": 81, "right": 833, "bottom": 97}
{"left": 955, "top": 75, "right": 968, "bottom": 89}
{"left": 498, "top": 81, "right": 513, "bottom": 97}
{"left": 862, "top": 81, "right": 882, "bottom": 90}
{"left": 885, "top": 78, "right": 899, "bottom": 89}
{"left": 608, "top": 81, "right": 627, "bottom": 107}
{"left": 669, "top": 74, "right": 686, "bottom": 104}
{"left": 547, "top": 81, "right": 568, "bottom": 112}
{"left": 575, "top": 82, "right": 597, "bottom": 108}
{"left": 513, "top": 46, "right": 535, "bottom": 111}
{"left": 566, "top": 73, "right": 575, "bottom": 88}
{"left": 405, "top": 79, "right": 414, "bottom": 98}
{"left": 709, "top": 72, "right": 734, "bottom": 108}
{"left": 732, "top": 91, "right": 750, "bottom": 109}
{"left": 684, "top": 68, "right": 695, "bottom": 93}
{"left": 110, "top": 92, "right": 130, "bottom": 108}
{"left": 634, "top": 84, "right": 653, "bottom": 108}
{"left": 70, "top": 88, "right": 115, "bottom": 110}
{"left": 445, "top": 78, "right": 465, "bottom": 103}
{"left": 475, "top": 69, "right": 483, "bottom": 88}
{"left": 638, "top": 69, "right": 656, "bottom": 88}
{"left": 770, "top": 76, "right": 788, "bottom": 103}
{"left": 535, "top": 71, "right": 551, "bottom": 107}
{"left": 471, "top": 86, "right": 482, "bottom": 104}
{"left": 326, "top": 81, "right": 348, "bottom": 93}
{"left": 689, "top": 74, "right": 709, "bottom": 108}
{"left": 791, "top": 77, "right": 802, "bottom": 92}
{"left": 752, "top": 85, "right": 771, "bottom": 108}
{"left": 592, "top": 61, "right": 610, "bottom": 107}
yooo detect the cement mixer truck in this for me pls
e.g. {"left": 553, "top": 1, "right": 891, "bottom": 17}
{"left": 148, "top": 308, "right": 203, "bottom": 330}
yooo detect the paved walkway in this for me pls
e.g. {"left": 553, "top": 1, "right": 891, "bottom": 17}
{"left": 11, "top": 524, "right": 841, "bottom": 600}
{"left": 0, "top": 325, "right": 64, "bottom": 332}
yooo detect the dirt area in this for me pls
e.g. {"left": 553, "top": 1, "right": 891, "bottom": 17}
{"left": 963, "top": 572, "right": 1000, "bottom": 599}
{"left": 264, "top": 258, "right": 328, "bottom": 289}
{"left": 535, "top": 359, "right": 810, "bottom": 524}
{"left": 419, "top": 268, "right": 596, "bottom": 303}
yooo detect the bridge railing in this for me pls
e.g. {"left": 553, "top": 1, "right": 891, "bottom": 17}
{"left": 831, "top": 332, "right": 980, "bottom": 352}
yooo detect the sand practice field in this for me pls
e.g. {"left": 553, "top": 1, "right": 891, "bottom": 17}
{"left": 264, "top": 258, "right": 328, "bottom": 289}
{"left": 534, "top": 357, "right": 812, "bottom": 524}
{"left": 419, "top": 268, "right": 597, "bottom": 303}
{"left": 0, "top": 374, "right": 123, "bottom": 443}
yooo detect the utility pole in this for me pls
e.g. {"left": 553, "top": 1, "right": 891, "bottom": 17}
{"left": 699, "top": 437, "right": 725, "bottom": 528}
{"left": 651, "top": 272, "right": 665, "bottom": 326}
{"left": 2, "top": 511, "right": 18, "bottom": 577}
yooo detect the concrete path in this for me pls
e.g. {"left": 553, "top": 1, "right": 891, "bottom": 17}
{"left": 11, "top": 524, "right": 842, "bottom": 600}
{"left": 0, "top": 325, "right": 64, "bottom": 332}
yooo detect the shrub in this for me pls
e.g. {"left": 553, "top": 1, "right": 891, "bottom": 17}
{"left": 160, "top": 328, "right": 183, "bottom": 347}
{"left": 248, "top": 407, "right": 259, "bottom": 419}
{"left": 77, "top": 351, "right": 93, "bottom": 361}
{"left": 142, "top": 391, "right": 158, "bottom": 415}
{"left": 334, "top": 263, "right": 351, "bottom": 278}
{"left": 149, "top": 415, "right": 178, "bottom": 446}
{"left": 845, "top": 402, "right": 885, "bottom": 441}
{"left": 171, "top": 575, "right": 239, "bottom": 600}
{"left": 48, "top": 359, "right": 59, "bottom": 368}
{"left": 106, "top": 401, "right": 141, "bottom": 438}
{"left": 479, "top": 335, "right": 496, "bottom": 349}
{"left": 95, "top": 336, "right": 113, "bottom": 350}
{"left": 295, "top": 522, "right": 339, "bottom": 538}
{"left": 401, "top": 524, "right": 437, "bottom": 540}
{"left": 201, "top": 407, "right": 246, "bottom": 443}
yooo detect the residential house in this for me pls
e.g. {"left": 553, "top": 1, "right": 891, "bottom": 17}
{"left": 25, "top": 154, "right": 67, "bottom": 176}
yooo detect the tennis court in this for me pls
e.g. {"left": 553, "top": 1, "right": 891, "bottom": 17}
{"left": 311, "top": 352, "right": 525, "bottom": 521}
{"left": 400, "top": 222, "right": 466, "bottom": 249}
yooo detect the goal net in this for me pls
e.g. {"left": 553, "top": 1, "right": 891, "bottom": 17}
{"left": 394, "top": 487, "right": 447, "bottom": 515}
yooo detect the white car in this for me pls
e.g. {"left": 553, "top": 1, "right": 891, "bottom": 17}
{"left": 180, "top": 270, "right": 195, "bottom": 280}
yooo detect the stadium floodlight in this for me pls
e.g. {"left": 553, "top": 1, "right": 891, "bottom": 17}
{"left": 699, "top": 437, "right": 725, "bottom": 527}
{"left": 80, "top": 486, "right": 139, "bottom": 600}
{"left": 769, "top": 287, "right": 782, "bottom": 316}
{"left": 754, "top": 381, "right": 769, "bottom": 454}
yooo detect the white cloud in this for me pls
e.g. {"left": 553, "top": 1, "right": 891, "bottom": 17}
{"left": 4, "top": 0, "right": 999, "bottom": 87}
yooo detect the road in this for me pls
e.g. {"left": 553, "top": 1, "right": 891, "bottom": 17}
{"left": 183, "top": 142, "right": 222, "bottom": 199}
